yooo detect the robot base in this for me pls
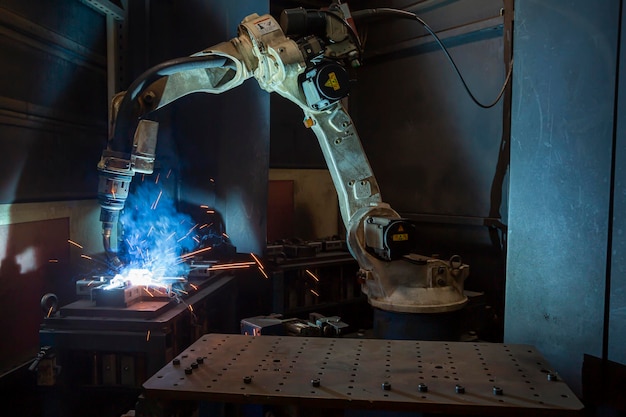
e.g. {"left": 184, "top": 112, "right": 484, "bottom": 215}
{"left": 372, "top": 307, "right": 465, "bottom": 341}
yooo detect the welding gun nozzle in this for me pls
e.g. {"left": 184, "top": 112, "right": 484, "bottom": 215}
{"left": 97, "top": 168, "right": 133, "bottom": 231}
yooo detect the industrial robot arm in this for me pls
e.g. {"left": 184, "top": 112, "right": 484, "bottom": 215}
{"left": 97, "top": 5, "right": 469, "bottom": 313}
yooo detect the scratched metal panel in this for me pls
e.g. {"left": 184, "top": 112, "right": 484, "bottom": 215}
{"left": 609, "top": 4, "right": 626, "bottom": 365}
{"left": 505, "top": 0, "right": 619, "bottom": 397}
{"left": 144, "top": 334, "right": 583, "bottom": 415}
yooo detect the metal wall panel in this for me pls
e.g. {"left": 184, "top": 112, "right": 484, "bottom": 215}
{"left": 505, "top": 0, "right": 620, "bottom": 397}
{"left": 0, "top": 0, "right": 108, "bottom": 202}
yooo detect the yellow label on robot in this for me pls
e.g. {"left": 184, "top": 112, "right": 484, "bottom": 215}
{"left": 392, "top": 233, "right": 409, "bottom": 242}
{"left": 325, "top": 72, "right": 340, "bottom": 91}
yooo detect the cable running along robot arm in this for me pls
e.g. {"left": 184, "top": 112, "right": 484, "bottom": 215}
{"left": 97, "top": 5, "right": 469, "bottom": 314}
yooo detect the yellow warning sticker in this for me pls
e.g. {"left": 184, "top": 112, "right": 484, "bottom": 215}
{"left": 254, "top": 17, "right": 279, "bottom": 35}
{"left": 398, "top": 225, "right": 405, "bottom": 232}
{"left": 392, "top": 233, "right": 409, "bottom": 242}
{"left": 325, "top": 72, "right": 340, "bottom": 91}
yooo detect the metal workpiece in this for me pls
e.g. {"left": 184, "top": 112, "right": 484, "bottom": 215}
{"left": 143, "top": 334, "right": 583, "bottom": 416}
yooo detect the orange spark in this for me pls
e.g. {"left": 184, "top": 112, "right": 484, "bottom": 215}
{"left": 179, "top": 246, "right": 213, "bottom": 259}
{"left": 200, "top": 205, "right": 209, "bottom": 209}
{"left": 250, "top": 253, "right": 264, "bottom": 270}
{"left": 155, "top": 288, "right": 167, "bottom": 295}
{"left": 189, "top": 283, "right": 198, "bottom": 290}
{"left": 155, "top": 172, "right": 161, "bottom": 184}
{"left": 309, "top": 289, "right": 320, "bottom": 297}
{"left": 188, "top": 304, "right": 194, "bottom": 312}
{"left": 209, "top": 178, "right": 215, "bottom": 183}
{"left": 47, "top": 306, "right": 53, "bottom": 318}
{"left": 209, "top": 264, "right": 251, "bottom": 270}
{"left": 206, "top": 210, "right": 215, "bottom": 214}
{"left": 259, "top": 267, "right": 269, "bottom": 279}
{"left": 143, "top": 287, "right": 154, "bottom": 297}
{"left": 222, "top": 232, "right": 229, "bottom": 239}
{"left": 305, "top": 269, "right": 320, "bottom": 282}
{"left": 146, "top": 330, "right": 151, "bottom": 342}
{"left": 68, "top": 239, "right": 83, "bottom": 249}
{"left": 81, "top": 254, "right": 92, "bottom": 260}
{"left": 193, "top": 236, "right": 200, "bottom": 243}
{"left": 48, "top": 259, "right": 59, "bottom": 263}
{"left": 209, "top": 262, "right": 255, "bottom": 271}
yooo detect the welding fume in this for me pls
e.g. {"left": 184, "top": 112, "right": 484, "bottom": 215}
{"left": 94, "top": 2, "right": 509, "bottom": 324}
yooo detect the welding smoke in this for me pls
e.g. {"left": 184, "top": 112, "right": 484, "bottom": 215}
{"left": 117, "top": 177, "right": 197, "bottom": 278}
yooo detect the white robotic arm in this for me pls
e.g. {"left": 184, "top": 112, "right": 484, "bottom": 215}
{"left": 97, "top": 6, "right": 468, "bottom": 313}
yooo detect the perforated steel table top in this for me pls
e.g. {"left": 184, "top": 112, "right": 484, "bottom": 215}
{"left": 143, "top": 333, "right": 584, "bottom": 416}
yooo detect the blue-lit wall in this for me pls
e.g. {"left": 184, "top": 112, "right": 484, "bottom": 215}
{"left": 505, "top": 0, "right": 624, "bottom": 397}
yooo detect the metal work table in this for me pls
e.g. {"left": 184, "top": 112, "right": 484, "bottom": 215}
{"left": 39, "top": 274, "right": 237, "bottom": 381}
{"left": 143, "top": 333, "right": 584, "bottom": 416}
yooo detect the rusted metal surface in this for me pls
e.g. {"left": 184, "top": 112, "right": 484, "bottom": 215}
{"left": 143, "top": 334, "right": 584, "bottom": 415}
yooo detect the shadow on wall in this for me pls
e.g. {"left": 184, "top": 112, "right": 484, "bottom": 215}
{"left": 0, "top": 218, "right": 71, "bottom": 376}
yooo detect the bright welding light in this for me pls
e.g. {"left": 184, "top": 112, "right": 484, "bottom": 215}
{"left": 103, "top": 268, "right": 168, "bottom": 290}
{"left": 123, "top": 268, "right": 155, "bottom": 286}
{"left": 119, "top": 179, "right": 198, "bottom": 278}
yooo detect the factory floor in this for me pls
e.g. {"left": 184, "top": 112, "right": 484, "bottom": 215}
{"left": 0, "top": 365, "right": 141, "bottom": 417}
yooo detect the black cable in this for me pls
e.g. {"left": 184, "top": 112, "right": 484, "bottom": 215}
{"left": 353, "top": 7, "right": 512, "bottom": 109}
{"left": 110, "top": 55, "right": 233, "bottom": 152}
{"left": 127, "top": 55, "right": 231, "bottom": 100}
